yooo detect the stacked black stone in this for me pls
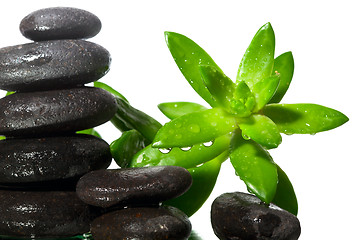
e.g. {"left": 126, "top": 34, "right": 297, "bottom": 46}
{"left": 76, "top": 166, "right": 193, "bottom": 239}
{"left": 0, "top": 7, "right": 117, "bottom": 238}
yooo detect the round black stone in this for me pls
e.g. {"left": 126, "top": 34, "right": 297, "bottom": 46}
{"left": 0, "top": 190, "right": 93, "bottom": 238}
{"left": 0, "top": 87, "right": 117, "bottom": 137}
{"left": 91, "top": 206, "right": 192, "bottom": 240}
{"left": 0, "top": 135, "right": 111, "bottom": 184}
{"left": 211, "top": 192, "right": 301, "bottom": 240}
{"left": 76, "top": 166, "right": 192, "bottom": 208}
{"left": 20, "top": 7, "right": 101, "bottom": 41}
{"left": 0, "top": 40, "right": 110, "bottom": 92}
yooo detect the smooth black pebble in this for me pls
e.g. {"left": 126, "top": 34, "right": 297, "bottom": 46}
{"left": 0, "top": 190, "right": 93, "bottom": 238}
{"left": 211, "top": 192, "right": 301, "bottom": 240}
{"left": 76, "top": 166, "right": 192, "bottom": 208}
{"left": 0, "top": 135, "right": 111, "bottom": 184}
{"left": 0, "top": 39, "right": 110, "bottom": 92}
{"left": 20, "top": 7, "right": 101, "bottom": 41}
{"left": 0, "top": 87, "right": 117, "bottom": 137}
{"left": 91, "top": 206, "right": 192, "bottom": 240}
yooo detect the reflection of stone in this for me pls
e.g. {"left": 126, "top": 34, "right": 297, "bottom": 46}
{"left": 0, "top": 190, "right": 92, "bottom": 238}
{"left": 91, "top": 206, "right": 192, "bottom": 240}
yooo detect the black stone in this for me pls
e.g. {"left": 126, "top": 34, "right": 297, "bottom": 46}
{"left": 211, "top": 192, "right": 301, "bottom": 240}
{"left": 20, "top": 7, "right": 101, "bottom": 41}
{"left": 0, "top": 190, "right": 93, "bottom": 238}
{"left": 76, "top": 166, "right": 192, "bottom": 208}
{"left": 91, "top": 206, "right": 192, "bottom": 240}
{"left": 0, "top": 135, "right": 111, "bottom": 184}
{"left": 0, "top": 87, "right": 117, "bottom": 137}
{"left": 0, "top": 40, "right": 110, "bottom": 92}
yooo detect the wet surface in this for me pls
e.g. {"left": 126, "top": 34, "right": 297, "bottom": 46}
{"left": 20, "top": 7, "right": 101, "bottom": 41}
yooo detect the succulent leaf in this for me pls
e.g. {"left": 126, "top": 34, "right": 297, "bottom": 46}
{"left": 152, "top": 108, "right": 237, "bottom": 148}
{"left": 158, "top": 102, "right": 208, "bottom": 120}
{"left": 199, "top": 65, "right": 235, "bottom": 110}
{"left": 230, "top": 130, "right": 278, "bottom": 203}
{"left": 236, "top": 22, "right": 275, "bottom": 90}
{"left": 263, "top": 103, "right": 349, "bottom": 134}
{"left": 269, "top": 52, "right": 295, "bottom": 103}
{"left": 165, "top": 31, "right": 222, "bottom": 107}
{"left": 238, "top": 114, "right": 282, "bottom": 149}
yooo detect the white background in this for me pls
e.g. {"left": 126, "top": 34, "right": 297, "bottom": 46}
{"left": 1, "top": 1, "right": 358, "bottom": 239}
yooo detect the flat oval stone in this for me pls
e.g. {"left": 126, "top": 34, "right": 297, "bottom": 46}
{"left": 91, "top": 206, "right": 192, "bottom": 240}
{"left": 76, "top": 166, "right": 192, "bottom": 208}
{"left": 20, "top": 7, "right": 101, "bottom": 41}
{"left": 0, "top": 190, "right": 92, "bottom": 238}
{"left": 211, "top": 192, "right": 301, "bottom": 240}
{"left": 0, "top": 40, "right": 110, "bottom": 92}
{"left": 0, "top": 135, "right": 111, "bottom": 184}
{"left": 0, "top": 87, "right": 117, "bottom": 137}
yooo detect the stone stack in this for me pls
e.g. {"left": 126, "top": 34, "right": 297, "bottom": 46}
{"left": 0, "top": 7, "right": 193, "bottom": 240}
{"left": 0, "top": 7, "right": 116, "bottom": 238}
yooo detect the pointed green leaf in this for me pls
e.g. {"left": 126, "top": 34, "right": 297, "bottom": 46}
{"left": 94, "top": 81, "right": 128, "bottom": 102}
{"left": 263, "top": 104, "right": 349, "bottom": 134}
{"left": 112, "top": 97, "right": 162, "bottom": 144}
{"left": 6, "top": 91, "right": 14, "bottom": 96}
{"left": 239, "top": 114, "right": 282, "bottom": 149}
{"left": 229, "top": 81, "right": 255, "bottom": 117}
{"left": 131, "top": 134, "right": 231, "bottom": 169}
{"left": 236, "top": 23, "right": 275, "bottom": 90}
{"left": 199, "top": 65, "right": 235, "bottom": 110}
{"left": 269, "top": 52, "right": 295, "bottom": 103}
{"left": 272, "top": 164, "right": 298, "bottom": 216}
{"left": 77, "top": 128, "right": 101, "bottom": 138}
{"left": 110, "top": 130, "right": 147, "bottom": 168}
{"left": 252, "top": 74, "right": 280, "bottom": 112}
{"left": 165, "top": 31, "right": 222, "bottom": 107}
{"left": 230, "top": 130, "right": 278, "bottom": 203}
{"left": 158, "top": 102, "right": 207, "bottom": 120}
{"left": 153, "top": 108, "right": 237, "bottom": 148}
{"left": 164, "top": 151, "right": 227, "bottom": 217}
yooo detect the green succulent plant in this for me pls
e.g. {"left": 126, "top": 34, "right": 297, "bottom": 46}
{"left": 144, "top": 22, "right": 349, "bottom": 215}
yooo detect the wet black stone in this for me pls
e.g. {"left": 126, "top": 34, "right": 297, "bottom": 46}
{"left": 0, "top": 135, "right": 111, "bottom": 184}
{"left": 76, "top": 166, "right": 192, "bottom": 208}
{"left": 91, "top": 206, "right": 192, "bottom": 240}
{"left": 0, "top": 40, "right": 110, "bottom": 92}
{"left": 211, "top": 192, "right": 301, "bottom": 240}
{"left": 0, "top": 87, "right": 117, "bottom": 137}
{"left": 20, "top": 7, "right": 101, "bottom": 41}
{"left": 0, "top": 190, "right": 93, "bottom": 238}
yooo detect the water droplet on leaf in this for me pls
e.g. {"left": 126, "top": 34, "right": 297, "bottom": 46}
{"left": 203, "top": 140, "right": 214, "bottom": 147}
{"left": 159, "top": 148, "right": 172, "bottom": 154}
{"left": 189, "top": 124, "right": 201, "bottom": 133}
{"left": 180, "top": 146, "right": 192, "bottom": 151}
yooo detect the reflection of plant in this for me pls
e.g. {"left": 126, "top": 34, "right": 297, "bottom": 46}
{"left": 146, "top": 23, "right": 349, "bottom": 215}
